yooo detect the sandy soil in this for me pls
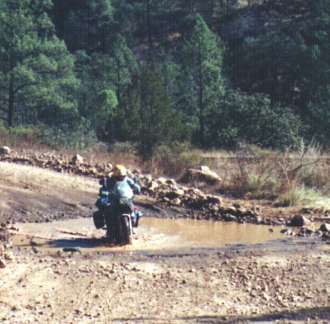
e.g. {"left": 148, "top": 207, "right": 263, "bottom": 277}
{"left": 0, "top": 162, "right": 329, "bottom": 323}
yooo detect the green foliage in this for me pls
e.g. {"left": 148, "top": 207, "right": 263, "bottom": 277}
{"left": 205, "top": 91, "right": 301, "bottom": 149}
{"left": 152, "top": 142, "right": 202, "bottom": 177}
{"left": 181, "top": 15, "right": 225, "bottom": 145}
{"left": 2, "top": 0, "right": 330, "bottom": 152}
{"left": 0, "top": 0, "right": 79, "bottom": 127}
{"left": 40, "top": 121, "right": 97, "bottom": 150}
{"left": 277, "top": 186, "right": 322, "bottom": 207}
{"left": 111, "top": 65, "right": 188, "bottom": 159}
{"left": 52, "top": 0, "right": 113, "bottom": 52}
{"left": 75, "top": 36, "right": 137, "bottom": 137}
{"left": 0, "top": 123, "right": 40, "bottom": 146}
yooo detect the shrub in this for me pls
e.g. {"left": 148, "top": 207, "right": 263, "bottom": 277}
{"left": 151, "top": 142, "right": 202, "bottom": 177}
{"left": 205, "top": 91, "right": 302, "bottom": 149}
{"left": 40, "top": 122, "right": 97, "bottom": 150}
{"left": 0, "top": 123, "right": 41, "bottom": 147}
{"left": 242, "top": 172, "right": 280, "bottom": 199}
{"left": 277, "top": 186, "right": 321, "bottom": 207}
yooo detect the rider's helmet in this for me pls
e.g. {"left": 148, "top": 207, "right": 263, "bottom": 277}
{"left": 113, "top": 164, "right": 127, "bottom": 178}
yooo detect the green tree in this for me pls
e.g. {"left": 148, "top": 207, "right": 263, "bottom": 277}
{"left": 109, "top": 35, "right": 139, "bottom": 103}
{"left": 75, "top": 35, "right": 137, "bottom": 137}
{"left": 0, "top": 0, "right": 78, "bottom": 127}
{"left": 181, "top": 15, "right": 225, "bottom": 145}
{"left": 111, "top": 65, "right": 186, "bottom": 158}
{"left": 52, "top": 0, "right": 113, "bottom": 53}
{"left": 205, "top": 91, "right": 301, "bottom": 149}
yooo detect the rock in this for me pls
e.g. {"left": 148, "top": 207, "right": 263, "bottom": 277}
{"left": 172, "top": 198, "right": 181, "bottom": 206}
{"left": 148, "top": 181, "right": 159, "bottom": 192}
{"left": 4, "top": 251, "right": 14, "bottom": 261}
{"left": 206, "top": 195, "right": 222, "bottom": 205}
{"left": 0, "top": 258, "right": 6, "bottom": 268}
{"left": 157, "top": 177, "right": 168, "bottom": 185}
{"left": 281, "top": 228, "right": 293, "bottom": 235}
{"left": 71, "top": 154, "right": 84, "bottom": 165}
{"left": 297, "top": 226, "right": 314, "bottom": 237}
{"left": 319, "top": 223, "right": 330, "bottom": 232}
{"left": 166, "top": 179, "right": 177, "bottom": 186}
{"left": 0, "top": 146, "right": 11, "bottom": 156}
{"left": 288, "top": 215, "right": 311, "bottom": 227}
{"left": 173, "top": 188, "right": 185, "bottom": 197}
{"left": 224, "top": 214, "right": 237, "bottom": 222}
{"left": 180, "top": 166, "right": 222, "bottom": 185}
{"left": 143, "top": 175, "right": 153, "bottom": 186}
{"left": 255, "top": 216, "right": 264, "bottom": 224}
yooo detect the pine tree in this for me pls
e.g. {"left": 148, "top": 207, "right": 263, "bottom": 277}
{"left": 111, "top": 65, "right": 182, "bottom": 159}
{"left": 75, "top": 35, "right": 137, "bottom": 136}
{"left": 52, "top": 0, "right": 113, "bottom": 53}
{"left": 181, "top": 15, "right": 225, "bottom": 146}
{"left": 109, "top": 35, "right": 139, "bottom": 103}
{"left": 0, "top": 0, "right": 78, "bottom": 127}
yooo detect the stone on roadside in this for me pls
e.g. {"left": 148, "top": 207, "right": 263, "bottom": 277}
{"left": 0, "top": 258, "right": 6, "bottom": 268}
{"left": 71, "top": 154, "right": 84, "bottom": 165}
{"left": 206, "top": 195, "right": 222, "bottom": 205}
{"left": 180, "top": 165, "right": 222, "bottom": 185}
{"left": 319, "top": 223, "right": 330, "bottom": 232}
{"left": 288, "top": 215, "right": 311, "bottom": 227}
{"left": 0, "top": 146, "right": 11, "bottom": 156}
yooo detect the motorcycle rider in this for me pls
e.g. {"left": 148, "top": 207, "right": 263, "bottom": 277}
{"left": 98, "top": 164, "right": 141, "bottom": 243}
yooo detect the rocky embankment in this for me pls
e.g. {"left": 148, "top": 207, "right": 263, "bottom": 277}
{"left": 1, "top": 147, "right": 330, "bottom": 239}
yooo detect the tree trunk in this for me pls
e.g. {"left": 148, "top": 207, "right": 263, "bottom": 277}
{"left": 8, "top": 74, "right": 14, "bottom": 127}
{"left": 146, "top": 0, "right": 153, "bottom": 60}
{"left": 198, "top": 46, "right": 204, "bottom": 146}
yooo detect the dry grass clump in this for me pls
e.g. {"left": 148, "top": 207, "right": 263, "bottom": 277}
{"left": 150, "top": 143, "right": 203, "bottom": 177}
{"left": 277, "top": 186, "right": 330, "bottom": 209}
{"left": 211, "top": 142, "right": 330, "bottom": 208}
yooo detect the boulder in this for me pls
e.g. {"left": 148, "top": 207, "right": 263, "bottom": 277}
{"left": 206, "top": 195, "right": 222, "bottom": 205}
{"left": 180, "top": 165, "right": 222, "bottom": 185}
{"left": 157, "top": 177, "right": 168, "bottom": 185}
{"left": 71, "top": 154, "right": 84, "bottom": 165}
{"left": 288, "top": 215, "right": 311, "bottom": 227}
{"left": 148, "top": 181, "right": 159, "bottom": 192}
{"left": 319, "top": 223, "right": 330, "bottom": 233}
{"left": 0, "top": 146, "right": 11, "bottom": 156}
{"left": 172, "top": 198, "right": 182, "bottom": 206}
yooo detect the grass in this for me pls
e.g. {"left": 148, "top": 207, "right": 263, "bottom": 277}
{"left": 277, "top": 186, "right": 330, "bottom": 209}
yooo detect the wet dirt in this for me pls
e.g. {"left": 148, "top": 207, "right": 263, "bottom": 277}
{"left": 13, "top": 217, "right": 286, "bottom": 254}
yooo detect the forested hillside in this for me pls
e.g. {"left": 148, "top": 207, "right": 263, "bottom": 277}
{"left": 1, "top": 0, "right": 329, "bottom": 156}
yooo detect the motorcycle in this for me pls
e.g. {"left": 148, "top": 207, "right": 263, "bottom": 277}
{"left": 93, "top": 187, "right": 143, "bottom": 245}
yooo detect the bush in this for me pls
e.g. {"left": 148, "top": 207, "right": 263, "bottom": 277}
{"left": 205, "top": 91, "right": 302, "bottom": 149}
{"left": 277, "top": 186, "right": 323, "bottom": 207}
{"left": 242, "top": 172, "right": 280, "bottom": 199}
{"left": 151, "top": 142, "right": 202, "bottom": 177}
{"left": 109, "top": 142, "right": 137, "bottom": 155}
{"left": 40, "top": 121, "right": 97, "bottom": 150}
{"left": 0, "top": 123, "right": 41, "bottom": 147}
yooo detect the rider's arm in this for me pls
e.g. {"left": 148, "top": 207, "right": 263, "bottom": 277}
{"left": 126, "top": 177, "right": 141, "bottom": 194}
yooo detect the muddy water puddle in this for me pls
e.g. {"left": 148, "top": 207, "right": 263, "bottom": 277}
{"left": 13, "top": 217, "right": 286, "bottom": 253}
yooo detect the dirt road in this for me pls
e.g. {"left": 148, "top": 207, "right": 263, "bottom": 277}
{"left": 0, "top": 162, "right": 329, "bottom": 323}
{"left": 1, "top": 232, "right": 330, "bottom": 323}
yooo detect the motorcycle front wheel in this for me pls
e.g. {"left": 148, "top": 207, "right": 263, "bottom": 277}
{"left": 119, "top": 215, "right": 133, "bottom": 245}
